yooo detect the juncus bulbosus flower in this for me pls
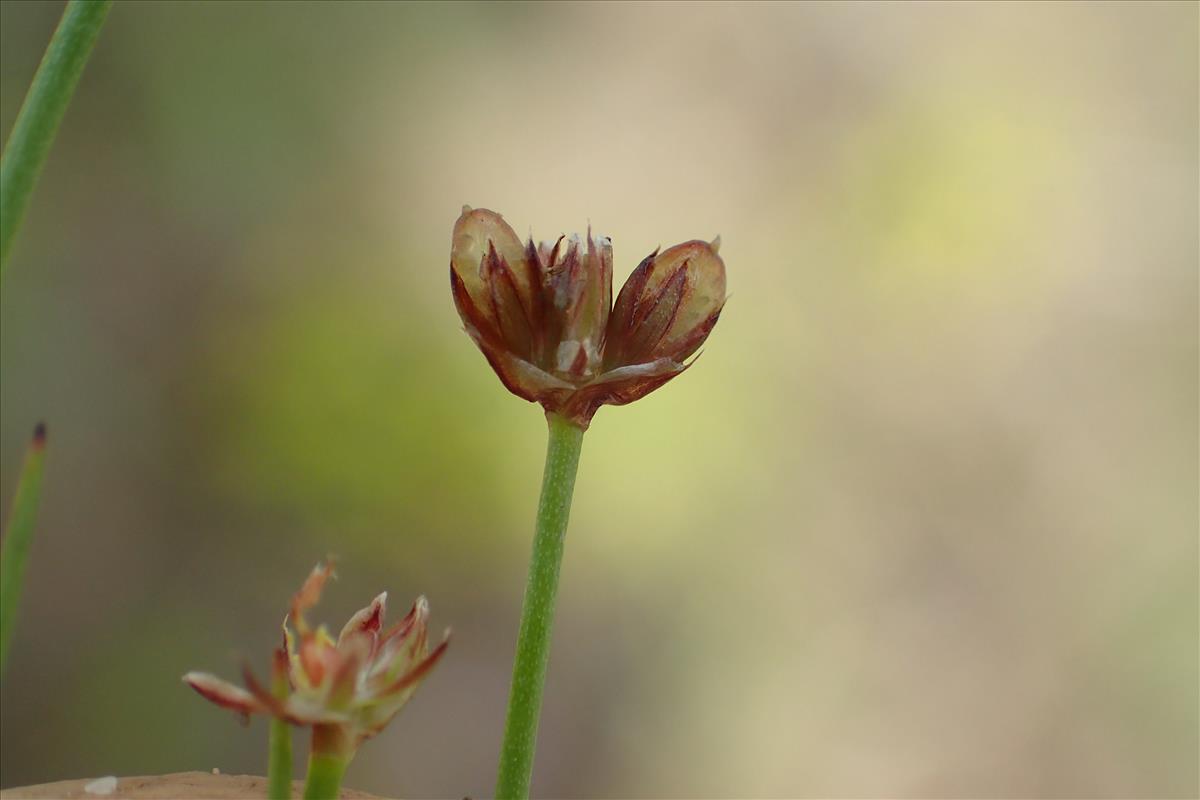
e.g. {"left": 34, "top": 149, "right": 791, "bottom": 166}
{"left": 454, "top": 207, "right": 729, "bottom": 799}
{"left": 184, "top": 561, "right": 448, "bottom": 764}
{"left": 450, "top": 206, "right": 726, "bottom": 429}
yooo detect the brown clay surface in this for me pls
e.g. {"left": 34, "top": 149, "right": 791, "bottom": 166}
{"left": 0, "top": 772, "right": 381, "bottom": 800}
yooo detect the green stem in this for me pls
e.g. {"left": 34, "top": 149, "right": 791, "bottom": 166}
{"left": 495, "top": 413, "right": 585, "bottom": 799}
{"left": 0, "top": 424, "right": 48, "bottom": 677}
{"left": 302, "top": 755, "right": 347, "bottom": 800}
{"left": 268, "top": 717, "right": 293, "bottom": 799}
{"left": 267, "top": 656, "right": 293, "bottom": 799}
{"left": 0, "top": 0, "right": 112, "bottom": 279}
{"left": 303, "top": 724, "right": 351, "bottom": 800}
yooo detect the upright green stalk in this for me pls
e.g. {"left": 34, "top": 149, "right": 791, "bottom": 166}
{"left": 0, "top": 424, "right": 47, "bottom": 676}
{"left": 302, "top": 755, "right": 347, "bottom": 800}
{"left": 268, "top": 717, "right": 292, "bottom": 799}
{"left": 0, "top": 0, "right": 112, "bottom": 278}
{"left": 268, "top": 655, "right": 293, "bottom": 799}
{"left": 495, "top": 413, "right": 585, "bottom": 799}
{"left": 303, "top": 724, "right": 352, "bottom": 800}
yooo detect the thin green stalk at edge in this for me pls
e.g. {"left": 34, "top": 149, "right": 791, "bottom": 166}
{"left": 495, "top": 413, "right": 585, "bottom": 799}
{"left": 0, "top": 0, "right": 112, "bottom": 279}
{"left": 0, "top": 424, "right": 48, "bottom": 676}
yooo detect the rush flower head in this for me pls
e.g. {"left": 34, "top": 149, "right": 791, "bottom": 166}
{"left": 450, "top": 207, "right": 727, "bottom": 428}
{"left": 184, "top": 562, "right": 448, "bottom": 752}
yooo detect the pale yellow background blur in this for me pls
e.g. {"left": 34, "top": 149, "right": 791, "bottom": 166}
{"left": 1, "top": 1, "right": 1196, "bottom": 797}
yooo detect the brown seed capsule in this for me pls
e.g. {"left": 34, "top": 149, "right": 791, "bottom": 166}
{"left": 450, "top": 207, "right": 726, "bottom": 429}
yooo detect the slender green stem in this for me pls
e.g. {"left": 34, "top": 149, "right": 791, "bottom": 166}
{"left": 267, "top": 655, "right": 293, "bottom": 799}
{"left": 0, "top": 0, "right": 112, "bottom": 278}
{"left": 0, "top": 424, "right": 48, "bottom": 676}
{"left": 495, "top": 413, "right": 585, "bottom": 799}
{"left": 303, "top": 724, "right": 352, "bottom": 800}
{"left": 300, "top": 758, "right": 348, "bottom": 800}
{"left": 268, "top": 718, "right": 293, "bottom": 799}
{"left": 302, "top": 754, "right": 347, "bottom": 800}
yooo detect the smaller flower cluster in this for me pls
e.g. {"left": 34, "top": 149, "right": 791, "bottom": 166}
{"left": 184, "top": 561, "right": 448, "bottom": 751}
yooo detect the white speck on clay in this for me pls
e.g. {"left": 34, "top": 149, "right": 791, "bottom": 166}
{"left": 84, "top": 776, "right": 118, "bottom": 796}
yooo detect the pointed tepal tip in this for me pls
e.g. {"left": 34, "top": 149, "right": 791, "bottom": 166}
{"left": 32, "top": 421, "right": 47, "bottom": 449}
{"left": 461, "top": 204, "right": 473, "bottom": 214}
{"left": 710, "top": 235, "right": 722, "bottom": 253}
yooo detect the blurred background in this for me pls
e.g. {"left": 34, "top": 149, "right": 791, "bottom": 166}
{"left": 1, "top": 1, "right": 1196, "bottom": 797}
